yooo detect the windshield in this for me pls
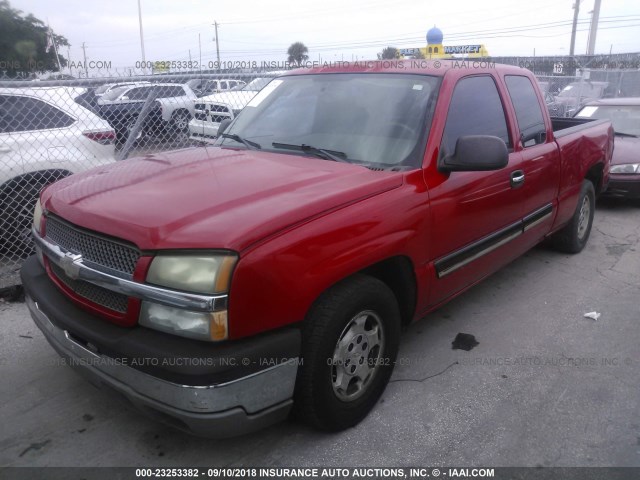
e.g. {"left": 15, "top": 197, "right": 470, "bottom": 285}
{"left": 575, "top": 104, "right": 640, "bottom": 136}
{"left": 558, "top": 83, "right": 604, "bottom": 98}
{"left": 94, "top": 84, "right": 113, "bottom": 95}
{"left": 101, "top": 85, "right": 130, "bottom": 101}
{"left": 243, "top": 77, "right": 273, "bottom": 91}
{"left": 219, "top": 73, "right": 440, "bottom": 168}
{"left": 186, "top": 79, "right": 202, "bottom": 89}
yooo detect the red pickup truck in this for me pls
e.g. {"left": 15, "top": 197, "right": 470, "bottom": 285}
{"left": 22, "top": 61, "right": 613, "bottom": 437}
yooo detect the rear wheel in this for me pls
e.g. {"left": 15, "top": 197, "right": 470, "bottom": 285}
{"left": 552, "top": 180, "right": 595, "bottom": 253}
{"left": 294, "top": 275, "right": 400, "bottom": 431}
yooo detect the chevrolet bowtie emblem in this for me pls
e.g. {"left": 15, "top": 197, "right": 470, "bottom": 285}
{"left": 60, "top": 252, "right": 83, "bottom": 280}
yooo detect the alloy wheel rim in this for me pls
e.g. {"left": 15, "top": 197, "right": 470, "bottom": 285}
{"left": 331, "top": 310, "right": 385, "bottom": 402}
{"left": 577, "top": 195, "right": 591, "bottom": 240}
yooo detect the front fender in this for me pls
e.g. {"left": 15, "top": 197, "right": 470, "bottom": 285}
{"left": 227, "top": 170, "right": 431, "bottom": 339}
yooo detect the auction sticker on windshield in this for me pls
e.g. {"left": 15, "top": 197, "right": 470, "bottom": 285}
{"left": 247, "top": 79, "right": 284, "bottom": 107}
{"left": 579, "top": 106, "right": 598, "bottom": 117}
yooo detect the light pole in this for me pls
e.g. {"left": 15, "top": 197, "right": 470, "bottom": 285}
{"left": 213, "top": 21, "right": 221, "bottom": 71}
{"left": 138, "top": 0, "right": 146, "bottom": 66}
{"left": 587, "top": 0, "right": 602, "bottom": 55}
{"left": 569, "top": 0, "right": 580, "bottom": 56}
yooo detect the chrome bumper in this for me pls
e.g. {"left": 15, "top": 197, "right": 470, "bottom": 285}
{"left": 188, "top": 118, "right": 220, "bottom": 142}
{"left": 26, "top": 294, "right": 297, "bottom": 437}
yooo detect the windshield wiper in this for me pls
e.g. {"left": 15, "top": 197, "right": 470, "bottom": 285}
{"left": 614, "top": 131, "right": 638, "bottom": 138}
{"left": 221, "top": 133, "right": 261, "bottom": 150}
{"left": 271, "top": 142, "right": 349, "bottom": 163}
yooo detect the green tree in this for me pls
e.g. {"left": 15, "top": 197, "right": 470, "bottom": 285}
{"left": 287, "top": 41, "right": 309, "bottom": 66}
{"left": 377, "top": 47, "right": 399, "bottom": 60}
{"left": 411, "top": 48, "right": 425, "bottom": 59}
{"left": 0, "top": 0, "right": 69, "bottom": 77}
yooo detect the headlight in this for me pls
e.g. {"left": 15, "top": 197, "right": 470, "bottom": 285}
{"left": 610, "top": 163, "right": 640, "bottom": 174}
{"left": 141, "top": 253, "right": 237, "bottom": 341}
{"left": 33, "top": 198, "right": 43, "bottom": 234}
{"left": 146, "top": 253, "right": 237, "bottom": 294}
{"left": 139, "top": 302, "right": 228, "bottom": 341}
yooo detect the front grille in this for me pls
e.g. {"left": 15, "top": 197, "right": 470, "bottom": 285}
{"left": 50, "top": 262, "right": 129, "bottom": 313}
{"left": 210, "top": 105, "right": 230, "bottom": 113}
{"left": 211, "top": 114, "right": 229, "bottom": 123}
{"left": 195, "top": 103, "right": 229, "bottom": 113}
{"left": 45, "top": 215, "right": 140, "bottom": 277}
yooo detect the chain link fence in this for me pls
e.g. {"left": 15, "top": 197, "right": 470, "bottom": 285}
{"left": 1, "top": 60, "right": 639, "bottom": 287}
{"left": 0, "top": 71, "right": 279, "bottom": 287}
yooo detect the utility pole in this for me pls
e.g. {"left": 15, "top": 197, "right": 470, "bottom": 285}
{"left": 213, "top": 21, "right": 221, "bottom": 70}
{"left": 587, "top": 0, "right": 602, "bottom": 55}
{"left": 569, "top": 0, "right": 580, "bottom": 56}
{"left": 67, "top": 46, "right": 71, "bottom": 76}
{"left": 138, "top": 0, "right": 146, "bottom": 66}
{"left": 81, "top": 42, "right": 88, "bottom": 78}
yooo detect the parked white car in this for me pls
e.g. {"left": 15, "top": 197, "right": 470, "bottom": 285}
{"left": 97, "top": 83, "right": 197, "bottom": 142}
{"left": 94, "top": 81, "right": 150, "bottom": 98}
{"left": 0, "top": 87, "right": 116, "bottom": 254}
{"left": 188, "top": 77, "right": 279, "bottom": 144}
{"left": 186, "top": 78, "right": 246, "bottom": 97}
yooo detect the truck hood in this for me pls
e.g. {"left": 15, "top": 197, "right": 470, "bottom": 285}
{"left": 42, "top": 147, "right": 403, "bottom": 252}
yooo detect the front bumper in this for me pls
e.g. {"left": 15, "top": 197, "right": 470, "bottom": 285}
{"left": 602, "top": 174, "right": 640, "bottom": 199}
{"left": 21, "top": 256, "right": 300, "bottom": 437}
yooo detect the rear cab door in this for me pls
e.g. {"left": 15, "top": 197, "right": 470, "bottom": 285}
{"left": 423, "top": 71, "right": 530, "bottom": 307}
{"left": 502, "top": 74, "right": 560, "bottom": 245}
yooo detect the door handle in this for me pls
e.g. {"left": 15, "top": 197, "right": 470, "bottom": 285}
{"left": 510, "top": 170, "right": 525, "bottom": 188}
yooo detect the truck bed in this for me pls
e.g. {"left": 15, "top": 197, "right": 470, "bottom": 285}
{"left": 551, "top": 117, "right": 610, "bottom": 138}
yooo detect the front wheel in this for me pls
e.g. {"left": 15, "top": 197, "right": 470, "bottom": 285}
{"left": 294, "top": 275, "right": 401, "bottom": 431}
{"left": 552, "top": 180, "right": 595, "bottom": 253}
{"left": 171, "top": 110, "right": 191, "bottom": 135}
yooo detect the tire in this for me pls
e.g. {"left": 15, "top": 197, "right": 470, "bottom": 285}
{"left": 294, "top": 274, "right": 401, "bottom": 431}
{"left": 2, "top": 182, "right": 45, "bottom": 257}
{"left": 552, "top": 180, "right": 595, "bottom": 253}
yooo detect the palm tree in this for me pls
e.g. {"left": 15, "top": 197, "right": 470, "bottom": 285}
{"left": 287, "top": 42, "right": 309, "bottom": 66}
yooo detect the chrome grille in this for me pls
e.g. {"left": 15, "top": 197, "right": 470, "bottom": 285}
{"left": 50, "top": 262, "right": 129, "bottom": 313}
{"left": 45, "top": 215, "right": 140, "bottom": 277}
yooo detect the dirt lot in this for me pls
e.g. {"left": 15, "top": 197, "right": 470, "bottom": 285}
{"left": 1, "top": 198, "right": 639, "bottom": 467}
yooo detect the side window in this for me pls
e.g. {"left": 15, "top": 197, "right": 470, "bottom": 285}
{"left": 219, "top": 81, "right": 229, "bottom": 90}
{"left": 125, "top": 87, "right": 150, "bottom": 101}
{"left": 441, "top": 76, "right": 510, "bottom": 156}
{"left": 0, "top": 95, "right": 75, "bottom": 133}
{"left": 505, "top": 75, "right": 547, "bottom": 147}
{"left": 156, "top": 86, "right": 184, "bottom": 98}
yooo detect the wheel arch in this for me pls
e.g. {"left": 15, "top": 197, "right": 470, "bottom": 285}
{"left": 585, "top": 161, "right": 605, "bottom": 195}
{"left": 359, "top": 255, "right": 417, "bottom": 326}
{"left": 0, "top": 169, "right": 73, "bottom": 205}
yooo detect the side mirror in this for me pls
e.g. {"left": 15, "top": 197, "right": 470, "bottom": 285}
{"left": 217, "top": 119, "right": 232, "bottom": 136}
{"left": 120, "top": 95, "right": 129, "bottom": 101}
{"left": 439, "top": 135, "right": 508, "bottom": 172}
